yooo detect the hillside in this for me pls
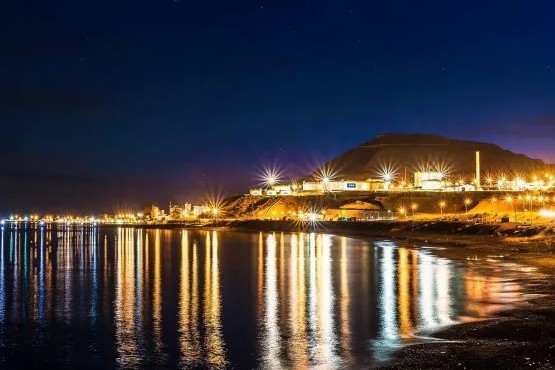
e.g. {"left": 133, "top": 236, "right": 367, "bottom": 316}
{"left": 321, "top": 134, "right": 547, "bottom": 180}
{"left": 225, "top": 193, "right": 383, "bottom": 219}
{"left": 225, "top": 134, "right": 552, "bottom": 218}
{"left": 225, "top": 191, "right": 509, "bottom": 219}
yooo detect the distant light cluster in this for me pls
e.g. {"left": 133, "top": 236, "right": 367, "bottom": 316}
{"left": 249, "top": 155, "right": 555, "bottom": 197}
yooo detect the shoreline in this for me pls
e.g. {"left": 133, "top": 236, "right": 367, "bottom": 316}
{"left": 97, "top": 218, "right": 555, "bottom": 272}
{"left": 98, "top": 219, "right": 555, "bottom": 368}
{"left": 202, "top": 220, "right": 555, "bottom": 272}
{"left": 195, "top": 220, "right": 555, "bottom": 369}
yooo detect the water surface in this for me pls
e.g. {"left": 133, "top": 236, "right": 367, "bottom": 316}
{"left": 0, "top": 225, "right": 540, "bottom": 369}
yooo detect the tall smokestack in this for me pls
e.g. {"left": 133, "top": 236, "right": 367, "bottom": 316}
{"left": 475, "top": 151, "right": 481, "bottom": 189}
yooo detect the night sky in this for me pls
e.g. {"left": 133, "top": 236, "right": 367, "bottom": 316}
{"left": 1, "top": 1, "right": 555, "bottom": 212}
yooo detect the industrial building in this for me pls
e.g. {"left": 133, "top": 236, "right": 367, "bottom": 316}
{"left": 302, "top": 180, "right": 370, "bottom": 192}
{"left": 414, "top": 171, "right": 445, "bottom": 190}
{"left": 248, "top": 150, "right": 555, "bottom": 196}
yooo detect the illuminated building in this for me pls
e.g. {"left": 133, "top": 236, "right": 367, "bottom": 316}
{"left": 149, "top": 205, "right": 160, "bottom": 219}
{"left": 414, "top": 172, "right": 445, "bottom": 190}
{"left": 454, "top": 184, "right": 476, "bottom": 192}
{"left": 170, "top": 204, "right": 184, "bottom": 219}
{"left": 302, "top": 180, "right": 370, "bottom": 192}
{"left": 302, "top": 181, "right": 321, "bottom": 192}
{"left": 192, "top": 205, "right": 209, "bottom": 217}
{"left": 249, "top": 189, "right": 263, "bottom": 196}
{"left": 272, "top": 185, "right": 293, "bottom": 195}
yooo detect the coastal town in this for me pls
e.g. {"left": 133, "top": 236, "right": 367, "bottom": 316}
{"left": 4, "top": 1, "right": 555, "bottom": 368}
{"left": 4, "top": 149, "right": 555, "bottom": 226}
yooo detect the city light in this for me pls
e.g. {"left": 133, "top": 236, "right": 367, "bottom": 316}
{"left": 439, "top": 200, "right": 446, "bottom": 215}
{"left": 414, "top": 158, "right": 452, "bottom": 180}
{"left": 205, "top": 195, "right": 226, "bottom": 220}
{"left": 376, "top": 163, "right": 398, "bottom": 187}
{"left": 432, "top": 159, "right": 452, "bottom": 180}
{"left": 410, "top": 203, "right": 419, "bottom": 218}
{"left": 258, "top": 165, "right": 283, "bottom": 188}
{"left": 314, "top": 164, "right": 339, "bottom": 190}
{"left": 464, "top": 198, "right": 472, "bottom": 213}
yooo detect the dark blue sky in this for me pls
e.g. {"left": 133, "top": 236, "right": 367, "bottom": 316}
{"left": 1, "top": 0, "right": 555, "bottom": 211}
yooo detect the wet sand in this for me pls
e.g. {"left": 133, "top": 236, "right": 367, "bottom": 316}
{"left": 373, "top": 234, "right": 555, "bottom": 369}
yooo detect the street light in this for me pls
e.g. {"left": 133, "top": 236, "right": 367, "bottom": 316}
{"left": 525, "top": 194, "right": 532, "bottom": 210}
{"left": 464, "top": 198, "right": 472, "bottom": 213}
{"left": 377, "top": 163, "right": 398, "bottom": 191}
{"left": 322, "top": 176, "right": 330, "bottom": 192}
{"left": 411, "top": 202, "right": 418, "bottom": 218}
{"left": 439, "top": 200, "right": 446, "bottom": 216}
{"left": 486, "top": 176, "right": 493, "bottom": 189}
{"left": 315, "top": 164, "right": 338, "bottom": 193}
{"left": 505, "top": 195, "right": 517, "bottom": 222}
{"left": 398, "top": 206, "right": 407, "bottom": 218}
{"left": 259, "top": 166, "right": 282, "bottom": 189}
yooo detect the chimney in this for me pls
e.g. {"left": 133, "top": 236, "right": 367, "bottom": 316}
{"left": 475, "top": 151, "right": 481, "bottom": 189}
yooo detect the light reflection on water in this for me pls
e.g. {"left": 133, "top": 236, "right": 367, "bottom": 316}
{"left": 0, "top": 225, "right": 542, "bottom": 369}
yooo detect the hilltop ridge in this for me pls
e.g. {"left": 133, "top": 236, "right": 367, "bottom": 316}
{"left": 322, "top": 133, "right": 546, "bottom": 180}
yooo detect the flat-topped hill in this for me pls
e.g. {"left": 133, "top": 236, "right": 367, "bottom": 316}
{"left": 322, "top": 134, "right": 547, "bottom": 180}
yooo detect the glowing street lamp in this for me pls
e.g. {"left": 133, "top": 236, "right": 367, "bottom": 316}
{"left": 377, "top": 163, "right": 398, "bottom": 191}
{"left": 464, "top": 198, "right": 472, "bottom": 213}
{"left": 411, "top": 202, "right": 418, "bottom": 218}
{"left": 398, "top": 206, "right": 407, "bottom": 218}
{"left": 505, "top": 195, "right": 517, "bottom": 222}
{"left": 439, "top": 200, "right": 446, "bottom": 215}
{"left": 486, "top": 175, "right": 494, "bottom": 188}
{"left": 321, "top": 176, "right": 331, "bottom": 192}
{"left": 314, "top": 164, "right": 338, "bottom": 193}
{"left": 525, "top": 194, "right": 533, "bottom": 210}
{"left": 258, "top": 165, "right": 282, "bottom": 189}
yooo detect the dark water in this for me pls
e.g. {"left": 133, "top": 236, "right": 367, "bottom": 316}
{"left": 0, "top": 225, "right": 541, "bottom": 369}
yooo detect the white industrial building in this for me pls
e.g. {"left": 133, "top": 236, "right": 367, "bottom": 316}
{"left": 302, "top": 182, "right": 322, "bottom": 192}
{"left": 342, "top": 180, "right": 370, "bottom": 191}
{"left": 302, "top": 180, "right": 370, "bottom": 192}
{"left": 414, "top": 171, "right": 445, "bottom": 190}
{"left": 272, "top": 185, "right": 293, "bottom": 195}
{"left": 455, "top": 184, "right": 476, "bottom": 192}
{"left": 249, "top": 185, "right": 293, "bottom": 196}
